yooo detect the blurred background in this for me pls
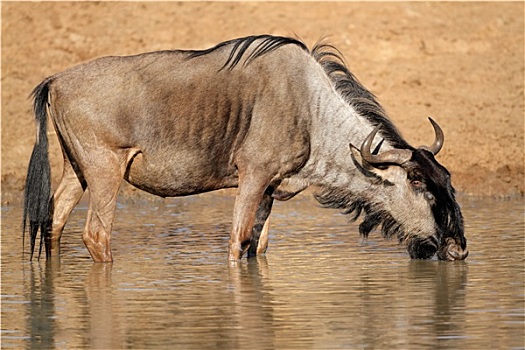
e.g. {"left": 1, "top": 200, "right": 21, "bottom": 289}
{"left": 2, "top": 2, "right": 523, "bottom": 201}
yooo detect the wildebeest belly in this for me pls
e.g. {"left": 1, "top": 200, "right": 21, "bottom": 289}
{"left": 124, "top": 150, "right": 239, "bottom": 197}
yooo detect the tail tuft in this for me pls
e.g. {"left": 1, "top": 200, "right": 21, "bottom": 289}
{"left": 23, "top": 78, "right": 53, "bottom": 260}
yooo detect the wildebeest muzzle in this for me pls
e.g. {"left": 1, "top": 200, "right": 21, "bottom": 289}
{"left": 407, "top": 236, "right": 468, "bottom": 261}
{"left": 437, "top": 237, "right": 469, "bottom": 261}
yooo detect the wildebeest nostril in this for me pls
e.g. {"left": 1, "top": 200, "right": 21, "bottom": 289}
{"left": 438, "top": 238, "right": 469, "bottom": 261}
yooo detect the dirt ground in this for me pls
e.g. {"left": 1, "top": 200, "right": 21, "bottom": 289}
{"left": 2, "top": 2, "right": 523, "bottom": 203}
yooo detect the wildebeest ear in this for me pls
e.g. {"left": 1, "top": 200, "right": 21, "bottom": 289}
{"left": 350, "top": 143, "right": 374, "bottom": 172}
{"left": 350, "top": 143, "right": 363, "bottom": 164}
{"left": 349, "top": 143, "right": 388, "bottom": 180}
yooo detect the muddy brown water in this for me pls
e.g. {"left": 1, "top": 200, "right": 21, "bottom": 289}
{"left": 1, "top": 193, "right": 524, "bottom": 349}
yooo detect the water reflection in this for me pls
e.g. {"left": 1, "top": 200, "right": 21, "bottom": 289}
{"left": 85, "top": 264, "right": 123, "bottom": 349}
{"left": 228, "top": 257, "right": 275, "bottom": 349}
{"left": 1, "top": 194, "right": 523, "bottom": 349}
{"left": 406, "top": 261, "right": 469, "bottom": 349}
{"left": 25, "top": 263, "right": 57, "bottom": 349}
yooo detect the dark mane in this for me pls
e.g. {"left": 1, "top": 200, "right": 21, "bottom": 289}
{"left": 311, "top": 41, "right": 411, "bottom": 149}
{"left": 187, "top": 35, "right": 308, "bottom": 71}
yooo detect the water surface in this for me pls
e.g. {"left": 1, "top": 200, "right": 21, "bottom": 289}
{"left": 2, "top": 193, "right": 524, "bottom": 349}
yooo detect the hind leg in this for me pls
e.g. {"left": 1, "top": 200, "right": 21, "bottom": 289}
{"left": 47, "top": 156, "right": 86, "bottom": 257}
{"left": 247, "top": 191, "right": 274, "bottom": 258}
{"left": 81, "top": 149, "right": 135, "bottom": 262}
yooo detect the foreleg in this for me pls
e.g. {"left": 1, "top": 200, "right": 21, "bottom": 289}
{"left": 228, "top": 171, "right": 272, "bottom": 260}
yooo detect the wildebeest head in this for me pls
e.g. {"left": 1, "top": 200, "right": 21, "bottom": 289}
{"left": 346, "top": 118, "right": 468, "bottom": 260}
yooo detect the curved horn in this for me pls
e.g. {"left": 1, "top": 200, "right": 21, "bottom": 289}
{"left": 426, "top": 117, "right": 444, "bottom": 155}
{"left": 361, "top": 125, "right": 412, "bottom": 166}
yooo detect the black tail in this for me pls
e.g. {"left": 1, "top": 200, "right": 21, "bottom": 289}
{"left": 23, "top": 78, "right": 53, "bottom": 260}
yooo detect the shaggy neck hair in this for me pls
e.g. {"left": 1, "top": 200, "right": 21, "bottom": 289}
{"left": 313, "top": 187, "right": 411, "bottom": 243}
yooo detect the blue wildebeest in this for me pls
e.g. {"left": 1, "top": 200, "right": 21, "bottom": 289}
{"left": 24, "top": 35, "right": 468, "bottom": 262}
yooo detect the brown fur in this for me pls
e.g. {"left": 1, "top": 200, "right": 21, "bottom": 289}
{"left": 24, "top": 35, "right": 468, "bottom": 262}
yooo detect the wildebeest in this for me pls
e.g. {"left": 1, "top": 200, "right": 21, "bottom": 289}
{"left": 24, "top": 34, "right": 468, "bottom": 262}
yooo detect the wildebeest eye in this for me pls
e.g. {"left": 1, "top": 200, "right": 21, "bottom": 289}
{"left": 424, "top": 192, "right": 435, "bottom": 202}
